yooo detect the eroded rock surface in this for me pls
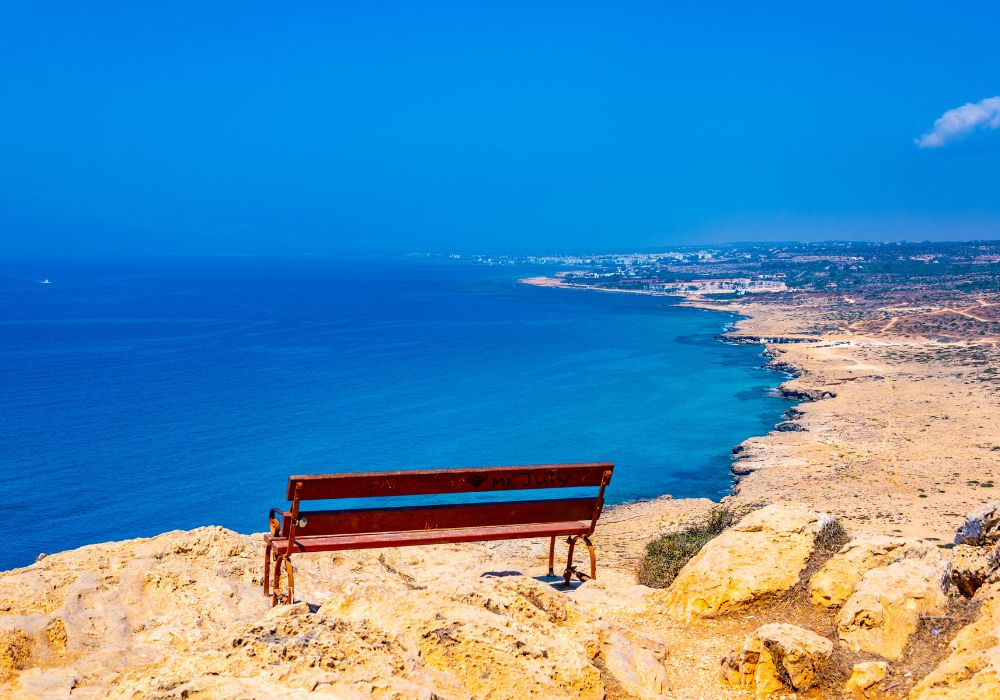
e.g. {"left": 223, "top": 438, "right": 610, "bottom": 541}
{"left": 954, "top": 500, "right": 1000, "bottom": 547}
{"left": 951, "top": 542, "right": 999, "bottom": 599}
{"left": 1, "top": 497, "right": 994, "bottom": 699}
{"left": 658, "top": 504, "right": 837, "bottom": 621}
{"left": 845, "top": 660, "right": 888, "bottom": 696}
{"left": 721, "top": 623, "right": 833, "bottom": 697}
{"left": 837, "top": 556, "right": 950, "bottom": 660}
{"left": 0, "top": 629, "right": 33, "bottom": 683}
{"left": 810, "top": 534, "right": 937, "bottom": 608}
{"left": 596, "top": 625, "right": 670, "bottom": 699}
{"left": 0, "top": 527, "right": 667, "bottom": 699}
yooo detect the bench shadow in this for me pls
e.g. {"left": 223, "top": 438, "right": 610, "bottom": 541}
{"left": 481, "top": 570, "right": 583, "bottom": 591}
{"left": 533, "top": 574, "right": 585, "bottom": 591}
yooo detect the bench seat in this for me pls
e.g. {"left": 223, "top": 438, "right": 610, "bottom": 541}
{"left": 270, "top": 519, "right": 592, "bottom": 554}
{"left": 264, "top": 463, "right": 614, "bottom": 604}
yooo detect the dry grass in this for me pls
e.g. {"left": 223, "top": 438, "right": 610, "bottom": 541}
{"left": 636, "top": 504, "right": 760, "bottom": 588}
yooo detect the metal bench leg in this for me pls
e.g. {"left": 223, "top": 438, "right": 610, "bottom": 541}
{"left": 263, "top": 540, "right": 272, "bottom": 596}
{"left": 583, "top": 535, "right": 596, "bottom": 581}
{"left": 284, "top": 557, "right": 295, "bottom": 606}
{"left": 547, "top": 536, "right": 556, "bottom": 577}
{"left": 563, "top": 536, "right": 577, "bottom": 588}
{"left": 271, "top": 554, "right": 284, "bottom": 607}
{"left": 271, "top": 554, "right": 296, "bottom": 606}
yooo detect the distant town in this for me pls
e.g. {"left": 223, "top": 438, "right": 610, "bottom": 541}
{"left": 427, "top": 240, "right": 1000, "bottom": 298}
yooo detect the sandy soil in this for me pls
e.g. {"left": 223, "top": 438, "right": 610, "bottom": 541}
{"left": 701, "top": 298, "right": 1000, "bottom": 542}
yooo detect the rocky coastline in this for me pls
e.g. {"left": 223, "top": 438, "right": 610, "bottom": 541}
{"left": 1, "top": 276, "right": 998, "bottom": 698}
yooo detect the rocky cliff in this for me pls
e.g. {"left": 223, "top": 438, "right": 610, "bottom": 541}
{"left": 2, "top": 500, "right": 1000, "bottom": 699}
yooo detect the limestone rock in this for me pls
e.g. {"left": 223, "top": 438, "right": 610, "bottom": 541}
{"left": 566, "top": 575, "right": 656, "bottom": 614}
{"left": 8, "top": 667, "right": 81, "bottom": 700}
{"left": 954, "top": 500, "right": 1000, "bottom": 546}
{"left": 316, "top": 575, "right": 605, "bottom": 699}
{"left": 658, "top": 504, "right": 838, "bottom": 621}
{"left": 910, "top": 582, "right": 1000, "bottom": 699}
{"left": 721, "top": 623, "right": 833, "bottom": 697}
{"left": 0, "top": 527, "right": 671, "bottom": 699}
{"left": 778, "top": 384, "right": 837, "bottom": 401}
{"left": 730, "top": 442, "right": 771, "bottom": 476}
{"left": 951, "top": 543, "right": 998, "bottom": 598}
{"left": 0, "top": 527, "right": 268, "bottom": 697}
{"left": 837, "top": 557, "right": 950, "bottom": 660}
{"left": 810, "top": 534, "right": 937, "bottom": 608}
{"left": 731, "top": 460, "right": 764, "bottom": 477}
{"left": 0, "top": 630, "right": 33, "bottom": 683}
{"left": 844, "top": 661, "right": 888, "bottom": 696}
{"left": 109, "top": 607, "right": 471, "bottom": 699}
{"left": 597, "top": 626, "right": 669, "bottom": 699}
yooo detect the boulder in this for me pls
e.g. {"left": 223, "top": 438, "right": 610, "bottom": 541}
{"left": 720, "top": 623, "right": 833, "bottom": 697}
{"left": 658, "top": 504, "right": 839, "bottom": 621}
{"left": 837, "top": 557, "right": 950, "bottom": 659}
{"left": 844, "top": 661, "right": 887, "bottom": 696}
{"left": 951, "top": 543, "right": 998, "bottom": 598}
{"left": 954, "top": 500, "right": 1000, "bottom": 546}
{"left": 597, "top": 626, "right": 669, "bottom": 700}
{"left": 910, "top": 583, "right": 1000, "bottom": 699}
{"left": 810, "top": 535, "right": 937, "bottom": 608}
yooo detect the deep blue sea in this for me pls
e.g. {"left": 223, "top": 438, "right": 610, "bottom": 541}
{"left": 0, "top": 256, "right": 788, "bottom": 570}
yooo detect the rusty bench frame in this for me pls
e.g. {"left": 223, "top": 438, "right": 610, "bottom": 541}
{"left": 263, "top": 462, "right": 613, "bottom": 605}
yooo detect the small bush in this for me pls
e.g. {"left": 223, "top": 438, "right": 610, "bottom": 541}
{"left": 637, "top": 505, "right": 744, "bottom": 589}
{"left": 814, "top": 517, "right": 850, "bottom": 553}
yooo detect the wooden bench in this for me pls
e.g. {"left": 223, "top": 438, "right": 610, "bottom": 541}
{"left": 263, "top": 462, "right": 614, "bottom": 605}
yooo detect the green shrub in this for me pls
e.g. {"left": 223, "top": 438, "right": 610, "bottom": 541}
{"left": 636, "top": 506, "right": 743, "bottom": 589}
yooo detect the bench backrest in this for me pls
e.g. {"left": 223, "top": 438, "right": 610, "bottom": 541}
{"left": 276, "top": 462, "right": 613, "bottom": 538}
{"left": 287, "top": 462, "right": 612, "bottom": 500}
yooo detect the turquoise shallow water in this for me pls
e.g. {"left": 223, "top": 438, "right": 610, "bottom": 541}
{"left": 0, "top": 256, "right": 789, "bottom": 569}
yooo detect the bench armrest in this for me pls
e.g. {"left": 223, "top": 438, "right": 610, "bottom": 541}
{"left": 268, "top": 507, "right": 289, "bottom": 536}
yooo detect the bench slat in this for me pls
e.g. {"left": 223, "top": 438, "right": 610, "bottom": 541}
{"left": 272, "top": 520, "right": 592, "bottom": 554}
{"left": 279, "top": 497, "right": 598, "bottom": 537}
{"left": 287, "top": 462, "right": 612, "bottom": 500}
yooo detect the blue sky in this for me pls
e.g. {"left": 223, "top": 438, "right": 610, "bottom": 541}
{"left": 1, "top": 2, "right": 998, "bottom": 254}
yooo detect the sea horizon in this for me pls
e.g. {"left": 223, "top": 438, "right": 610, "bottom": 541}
{"left": 0, "top": 254, "right": 789, "bottom": 570}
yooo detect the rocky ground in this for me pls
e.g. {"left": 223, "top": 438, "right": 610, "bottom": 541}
{"left": 704, "top": 294, "right": 1000, "bottom": 543}
{"left": 2, "top": 499, "right": 1000, "bottom": 698}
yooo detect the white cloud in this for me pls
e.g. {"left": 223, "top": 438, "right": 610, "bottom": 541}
{"left": 916, "top": 96, "right": 1000, "bottom": 148}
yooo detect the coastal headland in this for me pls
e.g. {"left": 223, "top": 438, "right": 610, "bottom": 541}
{"left": 2, "top": 242, "right": 999, "bottom": 698}
{"left": 520, "top": 263, "right": 1000, "bottom": 543}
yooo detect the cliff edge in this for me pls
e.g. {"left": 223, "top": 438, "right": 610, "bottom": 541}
{"left": 3, "top": 500, "right": 999, "bottom": 699}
